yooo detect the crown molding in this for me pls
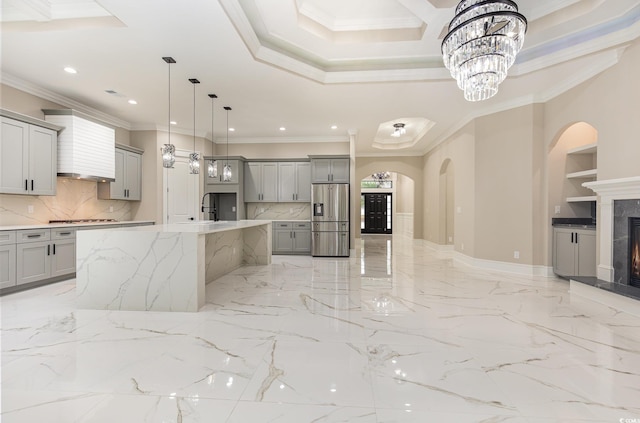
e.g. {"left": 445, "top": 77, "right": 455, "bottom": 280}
{"left": 1, "top": 72, "right": 132, "bottom": 129}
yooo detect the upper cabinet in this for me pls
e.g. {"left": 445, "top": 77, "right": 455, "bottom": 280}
{"left": 98, "top": 146, "right": 142, "bottom": 201}
{"left": 278, "top": 162, "right": 311, "bottom": 202}
{"left": 205, "top": 158, "right": 240, "bottom": 185}
{"left": 565, "top": 143, "right": 597, "bottom": 203}
{"left": 244, "top": 162, "right": 278, "bottom": 202}
{"left": 0, "top": 115, "right": 58, "bottom": 196}
{"left": 310, "top": 157, "right": 349, "bottom": 183}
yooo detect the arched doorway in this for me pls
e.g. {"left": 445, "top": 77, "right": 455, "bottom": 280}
{"left": 439, "top": 159, "right": 454, "bottom": 245}
{"left": 359, "top": 172, "right": 415, "bottom": 236}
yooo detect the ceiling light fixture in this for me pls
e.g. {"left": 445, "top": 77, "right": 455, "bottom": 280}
{"left": 207, "top": 94, "right": 217, "bottom": 178}
{"left": 64, "top": 67, "right": 77, "bottom": 74}
{"left": 161, "top": 57, "right": 176, "bottom": 168}
{"left": 223, "top": 107, "right": 233, "bottom": 182}
{"left": 188, "top": 78, "right": 201, "bottom": 174}
{"left": 128, "top": 99, "right": 137, "bottom": 105}
{"left": 442, "top": 0, "right": 527, "bottom": 102}
{"left": 279, "top": 127, "right": 286, "bottom": 131}
{"left": 391, "top": 123, "right": 406, "bottom": 138}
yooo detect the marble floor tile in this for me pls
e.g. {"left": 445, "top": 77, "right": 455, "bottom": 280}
{"left": 2, "top": 234, "right": 640, "bottom": 422}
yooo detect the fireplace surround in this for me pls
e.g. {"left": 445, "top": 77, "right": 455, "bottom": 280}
{"left": 612, "top": 200, "right": 640, "bottom": 286}
{"left": 630, "top": 217, "right": 640, "bottom": 287}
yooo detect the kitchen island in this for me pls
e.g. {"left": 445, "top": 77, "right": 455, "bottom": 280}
{"left": 76, "top": 220, "right": 271, "bottom": 312}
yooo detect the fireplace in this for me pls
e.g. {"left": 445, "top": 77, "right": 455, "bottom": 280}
{"left": 631, "top": 218, "right": 640, "bottom": 287}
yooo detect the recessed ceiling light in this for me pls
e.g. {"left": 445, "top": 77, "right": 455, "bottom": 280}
{"left": 170, "top": 121, "right": 177, "bottom": 125}
{"left": 279, "top": 127, "right": 286, "bottom": 131}
{"left": 331, "top": 125, "right": 338, "bottom": 130}
{"left": 229, "top": 128, "right": 235, "bottom": 132}
{"left": 128, "top": 99, "right": 137, "bottom": 105}
{"left": 64, "top": 67, "right": 77, "bottom": 74}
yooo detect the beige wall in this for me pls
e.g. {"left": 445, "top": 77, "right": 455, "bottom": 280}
{"left": 544, "top": 41, "right": 640, "bottom": 181}
{"left": 396, "top": 173, "right": 414, "bottom": 213}
{"left": 423, "top": 122, "right": 476, "bottom": 255}
{"left": 356, "top": 156, "right": 423, "bottom": 239}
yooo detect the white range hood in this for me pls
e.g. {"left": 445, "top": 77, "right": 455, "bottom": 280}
{"left": 43, "top": 109, "right": 115, "bottom": 182}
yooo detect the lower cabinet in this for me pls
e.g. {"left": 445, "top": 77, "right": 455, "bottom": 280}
{"left": 0, "top": 244, "right": 16, "bottom": 289}
{"left": 553, "top": 227, "right": 596, "bottom": 278}
{"left": 273, "top": 221, "right": 311, "bottom": 255}
{"left": 15, "top": 228, "right": 76, "bottom": 286}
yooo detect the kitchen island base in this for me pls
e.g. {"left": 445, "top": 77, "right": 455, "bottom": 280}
{"left": 76, "top": 221, "right": 271, "bottom": 312}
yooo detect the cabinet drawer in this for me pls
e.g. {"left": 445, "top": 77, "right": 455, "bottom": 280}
{"left": 293, "top": 222, "right": 310, "bottom": 229}
{"left": 0, "top": 231, "right": 16, "bottom": 245}
{"left": 273, "top": 222, "right": 292, "bottom": 229}
{"left": 17, "top": 229, "right": 50, "bottom": 243}
{"left": 52, "top": 228, "right": 76, "bottom": 240}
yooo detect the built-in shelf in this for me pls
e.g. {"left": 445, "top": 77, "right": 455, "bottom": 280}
{"left": 567, "top": 169, "right": 598, "bottom": 179}
{"left": 566, "top": 195, "right": 597, "bottom": 203}
{"left": 567, "top": 143, "right": 597, "bottom": 155}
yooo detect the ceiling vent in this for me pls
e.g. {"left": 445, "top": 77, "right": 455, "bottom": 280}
{"left": 43, "top": 109, "right": 115, "bottom": 182}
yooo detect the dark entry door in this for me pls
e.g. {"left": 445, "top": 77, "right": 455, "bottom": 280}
{"left": 362, "top": 194, "right": 391, "bottom": 234}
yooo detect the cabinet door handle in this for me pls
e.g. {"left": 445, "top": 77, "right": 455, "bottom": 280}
{"left": 53, "top": 244, "right": 56, "bottom": 255}
{"left": 31, "top": 180, "right": 34, "bottom": 191}
{"left": 25, "top": 179, "right": 28, "bottom": 191}
{"left": 47, "top": 244, "right": 50, "bottom": 256}
{"left": 575, "top": 233, "right": 579, "bottom": 244}
{"left": 27, "top": 234, "right": 41, "bottom": 238}
{"left": 571, "top": 233, "right": 574, "bottom": 243}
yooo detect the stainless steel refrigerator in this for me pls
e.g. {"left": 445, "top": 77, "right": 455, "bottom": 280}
{"left": 311, "top": 183, "right": 349, "bottom": 257}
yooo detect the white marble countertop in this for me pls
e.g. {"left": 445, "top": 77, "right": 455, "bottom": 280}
{"left": 0, "top": 220, "right": 156, "bottom": 231}
{"left": 87, "top": 220, "right": 271, "bottom": 235}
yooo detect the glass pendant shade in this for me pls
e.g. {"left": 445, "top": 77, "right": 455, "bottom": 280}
{"left": 207, "top": 160, "right": 216, "bottom": 178}
{"left": 442, "top": 0, "right": 527, "bottom": 101}
{"left": 189, "top": 152, "right": 200, "bottom": 174}
{"left": 162, "top": 143, "right": 175, "bottom": 168}
{"left": 223, "top": 163, "right": 232, "bottom": 182}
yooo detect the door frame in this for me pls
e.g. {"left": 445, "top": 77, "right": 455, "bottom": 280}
{"left": 361, "top": 192, "right": 393, "bottom": 234}
{"left": 162, "top": 148, "right": 200, "bottom": 224}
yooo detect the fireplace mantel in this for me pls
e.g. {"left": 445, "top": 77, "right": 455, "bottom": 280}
{"left": 584, "top": 176, "right": 640, "bottom": 282}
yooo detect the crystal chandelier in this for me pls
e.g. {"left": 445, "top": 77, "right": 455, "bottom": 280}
{"left": 391, "top": 123, "right": 406, "bottom": 138}
{"left": 188, "top": 78, "right": 200, "bottom": 174}
{"left": 442, "top": 0, "right": 527, "bottom": 102}
{"left": 223, "top": 106, "right": 232, "bottom": 182}
{"left": 207, "top": 94, "right": 217, "bottom": 178}
{"left": 162, "top": 57, "right": 176, "bottom": 168}
{"left": 372, "top": 171, "right": 390, "bottom": 181}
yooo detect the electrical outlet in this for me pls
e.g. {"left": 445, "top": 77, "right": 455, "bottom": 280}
{"left": 555, "top": 205, "right": 561, "bottom": 214}
{"left": 448, "top": 236, "right": 453, "bottom": 243}
{"left": 457, "top": 206, "right": 462, "bottom": 214}
{"left": 28, "top": 205, "right": 34, "bottom": 214}
{"left": 232, "top": 206, "right": 236, "bottom": 212}
{"left": 514, "top": 250, "right": 520, "bottom": 259}
{"left": 290, "top": 208, "right": 294, "bottom": 214}
{"left": 461, "top": 243, "right": 464, "bottom": 251}
{"left": 260, "top": 208, "right": 264, "bottom": 213}
{"left": 109, "top": 206, "right": 114, "bottom": 213}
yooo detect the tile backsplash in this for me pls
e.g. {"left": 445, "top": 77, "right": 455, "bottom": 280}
{"left": 0, "top": 178, "right": 131, "bottom": 226}
{"left": 246, "top": 202, "right": 310, "bottom": 220}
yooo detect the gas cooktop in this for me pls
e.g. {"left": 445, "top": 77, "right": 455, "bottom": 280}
{"left": 49, "top": 219, "right": 118, "bottom": 224}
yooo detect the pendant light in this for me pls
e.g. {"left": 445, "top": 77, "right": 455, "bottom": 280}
{"left": 223, "top": 106, "right": 232, "bottom": 182}
{"left": 188, "top": 78, "right": 200, "bottom": 174}
{"left": 161, "top": 57, "right": 176, "bottom": 168}
{"left": 207, "top": 94, "right": 218, "bottom": 178}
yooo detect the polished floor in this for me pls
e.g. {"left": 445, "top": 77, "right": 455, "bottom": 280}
{"left": 2, "top": 235, "right": 640, "bottom": 422}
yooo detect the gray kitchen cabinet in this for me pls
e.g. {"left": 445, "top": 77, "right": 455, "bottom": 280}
{"left": 0, "top": 116, "right": 57, "bottom": 196}
{"left": 98, "top": 147, "right": 142, "bottom": 200}
{"left": 278, "top": 162, "right": 311, "bottom": 202}
{"left": 0, "top": 231, "right": 17, "bottom": 289}
{"left": 553, "top": 227, "right": 596, "bottom": 277}
{"left": 310, "top": 158, "right": 349, "bottom": 183}
{"left": 273, "top": 221, "right": 311, "bottom": 254}
{"left": 16, "top": 228, "right": 52, "bottom": 285}
{"left": 244, "top": 162, "right": 278, "bottom": 202}
{"left": 205, "top": 159, "right": 240, "bottom": 185}
{"left": 50, "top": 228, "right": 76, "bottom": 278}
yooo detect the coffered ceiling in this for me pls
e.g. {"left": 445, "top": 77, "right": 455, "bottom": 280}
{"left": 1, "top": 0, "right": 639, "bottom": 156}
